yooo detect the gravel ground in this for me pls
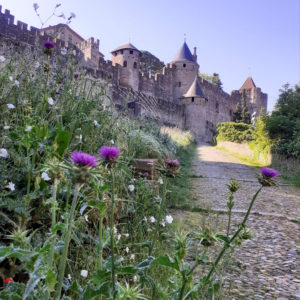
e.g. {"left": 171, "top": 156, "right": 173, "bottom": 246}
{"left": 179, "top": 144, "right": 300, "bottom": 299}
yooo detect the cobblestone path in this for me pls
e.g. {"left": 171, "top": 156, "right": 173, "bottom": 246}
{"left": 188, "top": 144, "right": 300, "bottom": 299}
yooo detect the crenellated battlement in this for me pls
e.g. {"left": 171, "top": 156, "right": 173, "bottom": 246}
{"left": 0, "top": 6, "right": 267, "bottom": 142}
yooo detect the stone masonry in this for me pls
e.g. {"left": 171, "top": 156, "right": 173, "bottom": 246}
{"left": 0, "top": 6, "right": 268, "bottom": 142}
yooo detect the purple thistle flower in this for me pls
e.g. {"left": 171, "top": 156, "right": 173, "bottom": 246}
{"left": 261, "top": 167, "right": 279, "bottom": 178}
{"left": 166, "top": 159, "right": 180, "bottom": 169}
{"left": 74, "top": 72, "right": 80, "bottom": 78}
{"left": 71, "top": 151, "right": 98, "bottom": 167}
{"left": 99, "top": 146, "right": 120, "bottom": 161}
{"left": 43, "top": 41, "right": 55, "bottom": 49}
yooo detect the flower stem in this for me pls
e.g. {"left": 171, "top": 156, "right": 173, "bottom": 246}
{"left": 55, "top": 183, "right": 81, "bottom": 299}
{"left": 98, "top": 215, "right": 103, "bottom": 270}
{"left": 149, "top": 181, "right": 166, "bottom": 256}
{"left": 226, "top": 192, "right": 234, "bottom": 238}
{"left": 45, "top": 178, "right": 59, "bottom": 300}
{"left": 205, "top": 186, "right": 263, "bottom": 282}
{"left": 110, "top": 169, "right": 116, "bottom": 299}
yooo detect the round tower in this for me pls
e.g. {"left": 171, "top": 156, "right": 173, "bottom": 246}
{"left": 171, "top": 41, "right": 199, "bottom": 101}
{"left": 111, "top": 43, "right": 140, "bottom": 91}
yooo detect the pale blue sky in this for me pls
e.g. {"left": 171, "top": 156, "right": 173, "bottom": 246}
{"left": 1, "top": 0, "right": 299, "bottom": 111}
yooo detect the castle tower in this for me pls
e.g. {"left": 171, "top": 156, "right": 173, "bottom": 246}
{"left": 182, "top": 77, "right": 209, "bottom": 142}
{"left": 239, "top": 76, "right": 268, "bottom": 116}
{"left": 171, "top": 41, "right": 199, "bottom": 101}
{"left": 111, "top": 43, "right": 141, "bottom": 91}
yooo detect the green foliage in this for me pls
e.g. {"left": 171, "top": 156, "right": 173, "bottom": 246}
{"left": 232, "top": 90, "right": 251, "bottom": 124}
{"left": 266, "top": 84, "right": 300, "bottom": 158}
{"left": 216, "top": 122, "right": 255, "bottom": 143}
{"left": 139, "top": 50, "right": 165, "bottom": 75}
{"left": 199, "top": 72, "right": 223, "bottom": 89}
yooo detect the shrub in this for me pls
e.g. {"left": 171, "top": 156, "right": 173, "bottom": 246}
{"left": 216, "top": 122, "right": 255, "bottom": 143}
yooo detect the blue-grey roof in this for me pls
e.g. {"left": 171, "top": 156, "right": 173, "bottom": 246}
{"left": 183, "top": 77, "right": 207, "bottom": 99}
{"left": 172, "top": 42, "right": 194, "bottom": 62}
{"left": 111, "top": 43, "right": 140, "bottom": 53}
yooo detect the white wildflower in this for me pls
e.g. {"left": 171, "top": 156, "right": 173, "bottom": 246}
{"left": 84, "top": 215, "right": 89, "bottom": 222}
{"left": 158, "top": 178, "right": 163, "bottom": 185}
{"left": 166, "top": 215, "right": 173, "bottom": 224}
{"left": 130, "top": 254, "right": 135, "bottom": 260}
{"left": 123, "top": 233, "right": 129, "bottom": 238}
{"left": 70, "top": 12, "right": 76, "bottom": 18}
{"left": 149, "top": 216, "right": 156, "bottom": 223}
{"left": 160, "top": 220, "right": 165, "bottom": 227}
{"left": 7, "top": 182, "right": 15, "bottom": 191}
{"left": 125, "top": 247, "right": 129, "bottom": 253}
{"left": 61, "top": 48, "right": 67, "bottom": 55}
{"left": 80, "top": 270, "right": 88, "bottom": 277}
{"left": 93, "top": 120, "right": 100, "bottom": 127}
{"left": 0, "top": 148, "right": 9, "bottom": 158}
{"left": 48, "top": 97, "right": 54, "bottom": 105}
{"left": 4, "top": 125, "right": 10, "bottom": 130}
{"left": 73, "top": 50, "right": 76, "bottom": 56}
{"left": 41, "top": 172, "right": 51, "bottom": 181}
{"left": 110, "top": 140, "right": 114, "bottom": 145}
{"left": 7, "top": 103, "right": 15, "bottom": 109}
{"left": 133, "top": 275, "right": 138, "bottom": 282}
{"left": 25, "top": 126, "right": 33, "bottom": 132}
{"left": 119, "top": 257, "right": 124, "bottom": 262}
{"left": 116, "top": 234, "right": 121, "bottom": 241}
{"left": 14, "top": 80, "right": 19, "bottom": 86}
{"left": 35, "top": 62, "right": 40, "bottom": 69}
{"left": 128, "top": 184, "right": 134, "bottom": 192}
{"left": 143, "top": 216, "right": 147, "bottom": 222}
{"left": 0, "top": 55, "right": 5, "bottom": 62}
{"left": 33, "top": 3, "right": 39, "bottom": 11}
{"left": 67, "top": 274, "right": 72, "bottom": 280}
{"left": 9, "top": 76, "right": 13, "bottom": 81}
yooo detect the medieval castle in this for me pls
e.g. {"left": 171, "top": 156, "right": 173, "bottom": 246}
{"left": 0, "top": 6, "right": 267, "bottom": 142}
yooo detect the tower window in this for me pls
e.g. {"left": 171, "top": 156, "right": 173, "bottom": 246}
{"left": 133, "top": 62, "right": 137, "bottom": 69}
{"left": 121, "top": 50, "right": 123, "bottom": 54}
{"left": 123, "top": 61, "right": 127, "bottom": 67}
{"left": 216, "top": 102, "right": 219, "bottom": 113}
{"left": 130, "top": 50, "right": 133, "bottom": 54}
{"left": 178, "top": 82, "right": 181, "bottom": 87}
{"left": 183, "top": 63, "right": 186, "bottom": 68}
{"left": 192, "top": 97, "right": 195, "bottom": 102}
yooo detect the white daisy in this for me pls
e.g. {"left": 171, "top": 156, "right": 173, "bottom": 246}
{"left": 48, "top": 97, "right": 54, "bottom": 105}
{"left": 0, "top": 148, "right": 9, "bottom": 158}
{"left": 80, "top": 270, "right": 88, "bottom": 277}
{"left": 25, "top": 126, "right": 33, "bottom": 132}
{"left": 7, "top": 182, "right": 15, "bottom": 191}
{"left": 41, "top": 172, "right": 51, "bottom": 181}
{"left": 166, "top": 215, "right": 173, "bottom": 224}
{"left": 149, "top": 216, "right": 156, "bottom": 223}
{"left": 7, "top": 104, "right": 15, "bottom": 109}
{"left": 128, "top": 184, "right": 134, "bottom": 192}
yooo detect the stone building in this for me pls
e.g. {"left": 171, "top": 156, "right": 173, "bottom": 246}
{"left": 0, "top": 6, "right": 268, "bottom": 142}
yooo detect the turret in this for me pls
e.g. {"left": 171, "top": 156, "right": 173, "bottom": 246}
{"left": 111, "top": 42, "right": 141, "bottom": 91}
{"left": 239, "top": 76, "right": 268, "bottom": 115}
{"left": 170, "top": 41, "right": 199, "bottom": 101}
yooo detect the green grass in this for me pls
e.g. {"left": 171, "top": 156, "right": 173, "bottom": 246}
{"left": 215, "top": 146, "right": 267, "bottom": 167}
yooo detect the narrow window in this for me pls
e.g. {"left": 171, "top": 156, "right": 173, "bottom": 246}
{"left": 178, "top": 82, "right": 181, "bottom": 87}
{"left": 130, "top": 50, "right": 133, "bottom": 54}
{"left": 133, "top": 62, "right": 137, "bottom": 69}
{"left": 123, "top": 61, "right": 127, "bottom": 67}
{"left": 192, "top": 97, "right": 195, "bottom": 102}
{"left": 121, "top": 50, "right": 123, "bottom": 54}
{"left": 216, "top": 102, "right": 219, "bottom": 113}
{"left": 183, "top": 63, "right": 186, "bottom": 68}
{"left": 7, "top": 18, "right": 10, "bottom": 25}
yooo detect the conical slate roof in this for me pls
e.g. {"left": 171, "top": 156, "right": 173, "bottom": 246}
{"left": 111, "top": 42, "right": 140, "bottom": 53}
{"left": 172, "top": 42, "right": 194, "bottom": 62}
{"left": 184, "top": 77, "right": 206, "bottom": 99}
{"left": 240, "top": 76, "right": 256, "bottom": 90}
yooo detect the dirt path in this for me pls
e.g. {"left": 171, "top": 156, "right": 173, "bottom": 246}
{"left": 181, "top": 144, "right": 300, "bottom": 299}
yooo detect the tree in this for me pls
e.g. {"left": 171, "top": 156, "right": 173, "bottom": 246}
{"left": 199, "top": 72, "right": 223, "bottom": 89}
{"left": 139, "top": 50, "right": 165, "bottom": 75}
{"left": 232, "top": 90, "right": 251, "bottom": 124}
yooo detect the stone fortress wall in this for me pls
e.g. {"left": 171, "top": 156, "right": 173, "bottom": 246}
{"left": 0, "top": 6, "right": 268, "bottom": 142}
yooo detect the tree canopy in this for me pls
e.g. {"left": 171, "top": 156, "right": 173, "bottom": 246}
{"left": 139, "top": 50, "right": 165, "bottom": 75}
